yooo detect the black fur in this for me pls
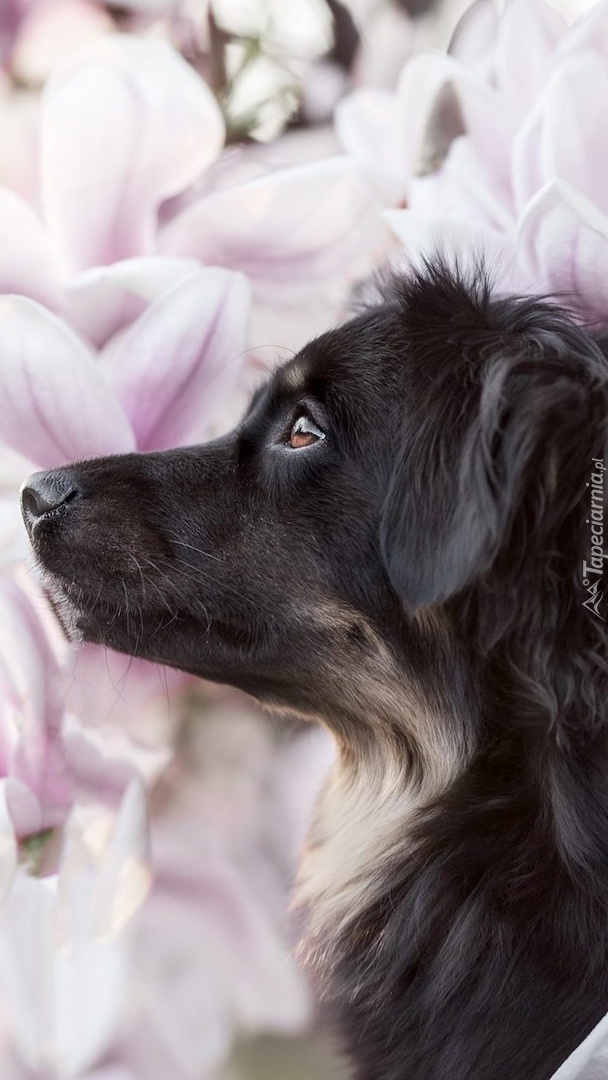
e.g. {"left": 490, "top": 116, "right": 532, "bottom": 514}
{"left": 21, "top": 263, "right": 608, "bottom": 1079}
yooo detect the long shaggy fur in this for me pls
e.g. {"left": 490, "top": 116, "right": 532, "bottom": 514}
{"left": 21, "top": 262, "right": 608, "bottom": 1079}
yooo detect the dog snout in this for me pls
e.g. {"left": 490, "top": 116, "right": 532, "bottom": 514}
{"left": 20, "top": 469, "right": 81, "bottom": 536}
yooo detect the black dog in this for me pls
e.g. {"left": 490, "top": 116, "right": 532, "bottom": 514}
{"left": 21, "top": 263, "right": 608, "bottom": 1080}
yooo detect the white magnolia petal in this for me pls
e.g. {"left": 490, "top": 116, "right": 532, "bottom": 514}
{"left": 0, "top": 873, "right": 57, "bottom": 1070}
{"left": 335, "top": 88, "right": 406, "bottom": 205}
{"left": 559, "top": 0, "right": 608, "bottom": 59}
{"left": 556, "top": 43, "right": 608, "bottom": 201}
{"left": 0, "top": 582, "right": 52, "bottom": 751}
{"left": 55, "top": 890, "right": 129, "bottom": 1077}
{"left": 41, "top": 37, "right": 225, "bottom": 272}
{"left": 0, "top": 782, "right": 17, "bottom": 908}
{"left": 158, "top": 158, "right": 378, "bottom": 285}
{"left": 449, "top": 0, "right": 500, "bottom": 70}
{"left": 455, "top": 70, "right": 515, "bottom": 189}
{"left": 0, "top": 580, "right": 71, "bottom": 827}
{"left": 396, "top": 51, "right": 465, "bottom": 187}
{"left": 0, "top": 187, "right": 60, "bottom": 308}
{"left": 0, "top": 297, "right": 135, "bottom": 467}
{"left": 517, "top": 179, "right": 608, "bottom": 321}
{"left": 511, "top": 95, "right": 545, "bottom": 216}
{"left": 515, "top": 55, "right": 608, "bottom": 219}
{"left": 396, "top": 50, "right": 514, "bottom": 193}
{"left": 409, "top": 140, "right": 515, "bottom": 233}
{"left": 104, "top": 268, "right": 250, "bottom": 451}
{"left": 92, "top": 778, "right": 151, "bottom": 941}
{"left": 551, "top": 1006, "right": 608, "bottom": 1079}
{"left": 64, "top": 256, "right": 201, "bottom": 348}
{"left": 0, "top": 498, "right": 29, "bottom": 567}
{"left": 495, "top": 0, "right": 566, "bottom": 119}
{"left": 0, "top": 868, "right": 129, "bottom": 1076}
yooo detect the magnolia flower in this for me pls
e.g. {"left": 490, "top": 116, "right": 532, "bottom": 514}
{"left": 0, "top": 579, "right": 71, "bottom": 850}
{"left": 126, "top": 705, "right": 316, "bottom": 1076}
{"left": 338, "top": 0, "right": 608, "bottom": 322}
{"left": 0, "top": 33, "right": 381, "bottom": 355}
{"left": 0, "top": 780, "right": 150, "bottom": 1078}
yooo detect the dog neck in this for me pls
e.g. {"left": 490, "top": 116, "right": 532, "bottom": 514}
{"left": 294, "top": 615, "right": 479, "bottom": 964}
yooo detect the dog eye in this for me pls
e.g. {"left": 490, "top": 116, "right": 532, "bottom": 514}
{"left": 287, "top": 414, "right": 326, "bottom": 449}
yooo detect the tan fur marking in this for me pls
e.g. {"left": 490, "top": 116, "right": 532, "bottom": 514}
{"left": 291, "top": 601, "right": 470, "bottom": 955}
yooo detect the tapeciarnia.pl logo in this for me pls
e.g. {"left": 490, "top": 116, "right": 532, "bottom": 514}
{"left": 582, "top": 458, "right": 606, "bottom": 621}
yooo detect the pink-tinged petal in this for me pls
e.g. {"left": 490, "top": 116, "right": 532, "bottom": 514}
{"left": 65, "top": 643, "right": 187, "bottom": 752}
{"left": 102, "top": 1018, "right": 195, "bottom": 1080}
{"left": 335, "top": 88, "right": 406, "bottom": 205}
{"left": 135, "top": 862, "right": 309, "bottom": 1072}
{"left": 513, "top": 55, "right": 608, "bottom": 219}
{"left": 0, "top": 83, "right": 41, "bottom": 207}
{"left": 41, "top": 37, "right": 225, "bottom": 273}
{"left": 3, "top": 778, "right": 42, "bottom": 842}
{"left": 103, "top": 268, "right": 250, "bottom": 451}
{"left": 13, "top": 0, "right": 113, "bottom": 84}
{"left": 0, "top": 297, "right": 135, "bottom": 467}
{"left": 518, "top": 179, "right": 608, "bottom": 322}
{"left": 0, "top": 782, "right": 17, "bottom": 907}
{"left": 63, "top": 721, "right": 168, "bottom": 819}
{"left": 0, "top": 579, "right": 71, "bottom": 829}
{"left": 158, "top": 158, "right": 379, "bottom": 285}
{"left": 495, "top": 0, "right": 566, "bottom": 119}
{"left": 64, "top": 256, "right": 201, "bottom": 349}
{"left": 134, "top": 888, "right": 235, "bottom": 1071}
{"left": 86, "top": 1070, "right": 135, "bottom": 1080}
{"left": 0, "top": 580, "right": 60, "bottom": 758}
{"left": 0, "top": 188, "right": 60, "bottom": 309}
{"left": 386, "top": 208, "right": 526, "bottom": 292}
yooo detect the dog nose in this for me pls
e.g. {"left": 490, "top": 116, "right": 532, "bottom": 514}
{"left": 21, "top": 470, "right": 80, "bottom": 534}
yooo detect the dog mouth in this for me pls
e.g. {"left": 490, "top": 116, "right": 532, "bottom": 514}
{"left": 35, "top": 561, "right": 270, "bottom": 665}
{"left": 31, "top": 559, "right": 156, "bottom": 649}
{"left": 35, "top": 569, "right": 93, "bottom": 644}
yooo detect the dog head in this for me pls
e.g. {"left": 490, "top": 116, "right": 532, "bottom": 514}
{"left": 21, "top": 264, "right": 608, "bottom": 749}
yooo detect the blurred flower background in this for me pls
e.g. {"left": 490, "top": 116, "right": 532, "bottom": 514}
{"left": 0, "top": 0, "right": 606, "bottom": 1077}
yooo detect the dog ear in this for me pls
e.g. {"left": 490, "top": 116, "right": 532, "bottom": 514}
{"left": 380, "top": 345, "right": 608, "bottom": 613}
